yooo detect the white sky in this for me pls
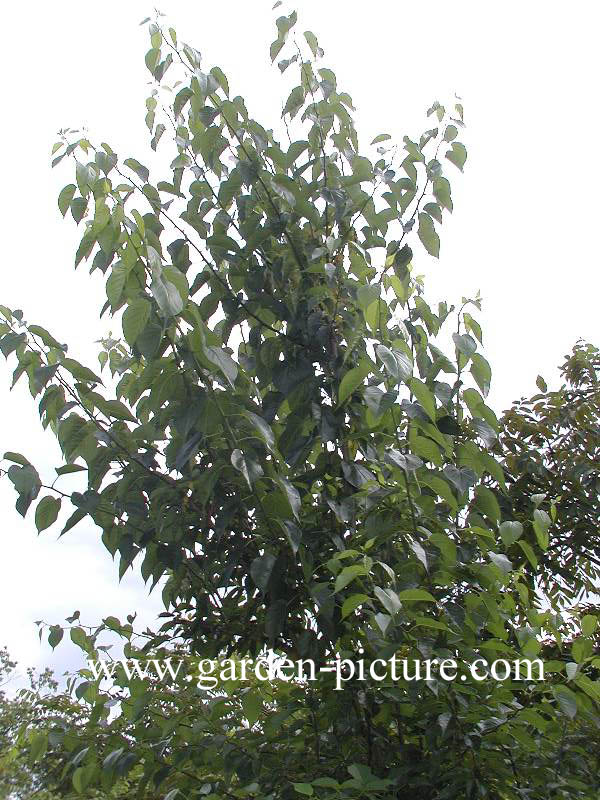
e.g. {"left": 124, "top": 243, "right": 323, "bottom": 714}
{"left": 1, "top": 0, "right": 599, "bottom": 679}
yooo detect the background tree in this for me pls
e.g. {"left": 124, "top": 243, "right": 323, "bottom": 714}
{"left": 498, "top": 341, "right": 600, "bottom": 605}
{"left": 1, "top": 7, "right": 599, "bottom": 799}
{"left": 0, "top": 646, "right": 73, "bottom": 799}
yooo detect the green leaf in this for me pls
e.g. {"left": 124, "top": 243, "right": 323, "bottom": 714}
{"left": 231, "top": 448, "right": 263, "bottom": 489}
{"left": 205, "top": 346, "right": 238, "bottom": 387}
{"left": 70, "top": 197, "right": 87, "bottom": 224}
{"left": 276, "top": 10, "right": 297, "bottom": 38}
{"left": 106, "top": 264, "right": 128, "bottom": 308}
{"left": 122, "top": 299, "right": 151, "bottom": 346}
{"left": 397, "top": 589, "right": 436, "bottom": 603}
{"left": 453, "top": 333, "right": 477, "bottom": 359}
{"left": 278, "top": 477, "right": 301, "bottom": 520}
{"left": 61, "top": 358, "right": 103, "bottom": 384}
{"left": 35, "top": 496, "right": 61, "bottom": 533}
{"left": 124, "top": 158, "right": 150, "bottom": 183}
{"left": 533, "top": 508, "right": 551, "bottom": 551}
{"left": 304, "top": 30, "right": 320, "bottom": 57}
{"left": 29, "top": 731, "right": 48, "bottom": 763}
{"left": 101, "top": 399, "right": 137, "bottom": 423}
{"left": 374, "top": 586, "right": 401, "bottom": 615}
{"left": 470, "top": 353, "right": 492, "bottom": 397}
{"left": 144, "top": 48, "right": 160, "bottom": 75}
{"left": 517, "top": 540, "right": 538, "bottom": 568}
{"left": 417, "top": 213, "right": 440, "bottom": 258}
{"left": 489, "top": 551, "right": 513, "bottom": 574}
{"left": 241, "top": 690, "right": 263, "bottom": 726}
{"left": 48, "top": 625, "right": 64, "bottom": 649}
{"left": 409, "top": 378, "right": 436, "bottom": 421}
{"left": 55, "top": 464, "right": 87, "bottom": 476}
{"left": 210, "top": 66, "right": 229, "bottom": 96}
{"left": 150, "top": 272, "right": 185, "bottom": 317}
{"left": 293, "top": 785, "right": 314, "bottom": 797}
{"left": 283, "top": 85, "right": 305, "bottom": 118}
{"left": 335, "top": 564, "right": 368, "bottom": 593}
{"left": 553, "top": 685, "right": 578, "bottom": 719}
{"left": 28, "top": 324, "right": 65, "bottom": 350}
{"left": 58, "top": 184, "right": 77, "bottom": 217}
{"left": 271, "top": 176, "right": 296, "bottom": 206}
{"left": 423, "top": 202, "right": 442, "bottom": 223}
{"left": 250, "top": 553, "right": 276, "bottom": 592}
{"left": 499, "top": 521, "right": 523, "bottom": 547}
{"left": 374, "top": 612, "right": 391, "bottom": 634}
{"left": 356, "top": 283, "right": 380, "bottom": 313}
{"left": 474, "top": 486, "right": 500, "bottom": 523}
{"left": 173, "top": 87, "right": 193, "bottom": 119}
{"left": 70, "top": 627, "right": 91, "bottom": 653}
{"left": 3, "top": 451, "right": 30, "bottom": 466}
{"left": 341, "top": 593, "right": 370, "bottom": 619}
{"left": 371, "top": 133, "right": 391, "bottom": 145}
{"left": 444, "top": 124, "right": 458, "bottom": 141}
{"left": 445, "top": 142, "right": 467, "bottom": 171}
{"left": 7, "top": 464, "right": 41, "bottom": 517}
{"left": 375, "top": 344, "right": 397, "bottom": 380}
{"left": 350, "top": 155, "right": 374, "bottom": 183}
{"left": 582, "top": 615, "right": 597, "bottom": 636}
{"left": 243, "top": 411, "right": 276, "bottom": 453}
{"left": 338, "top": 360, "right": 372, "bottom": 406}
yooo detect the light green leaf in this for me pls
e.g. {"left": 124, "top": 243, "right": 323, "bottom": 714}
{"left": 582, "top": 615, "right": 597, "bottom": 636}
{"left": 417, "top": 213, "right": 440, "bottom": 258}
{"left": 445, "top": 142, "right": 467, "bottom": 171}
{"left": 122, "top": 298, "right": 151, "bottom": 346}
{"left": 374, "top": 586, "right": 401, "bottom": 615}
{"left": 58, "top": 184, "right": 77, "bottom": 217}
{"left": 397, "top": 589, "right": 436, "bottom": 602}
{"left": 341, "top": 593, "right": 370, "bottom": 619}
{"left": 150, "top": 272, "right": 185, "bottom": 317}
{"left": 453, "top": 333, "right": 477, "bottom": 359}
{"left": 124, "top": 158, "right": 149, "bottom": 183}
{"left": 293, "top": 785, "right": 314, "bottom": 797}
{"left": 470, "top": 353, "right": 492, "bottom": 397}
{"left": 335, "top": 564, "right": 368, "bottom": 593}
{"left": 338, "top": 360, "right": 372, "bottom": 405}
{"left": 499, "top": 521, "right": 523, "bottom": 547}
{"left": 444, "top": 124, "right": 458, "bottom": 141}
{"left": 409, "top": 378, "right": 436, "bottom": 421}
{"left": 61, "top": 358, "right": 102, "bottom": 384}
{"left": 489, "top": 551, "right": 513, "bottom": 574}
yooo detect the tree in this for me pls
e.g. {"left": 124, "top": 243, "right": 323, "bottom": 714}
{"left": 0, "top": 645, "right": 73, "bottom": 799}
{"left": 498, "top": 341, "right": 600, "bottom": 605}
{"left": 1, "top": 8, "right": 599, "bottom": 799}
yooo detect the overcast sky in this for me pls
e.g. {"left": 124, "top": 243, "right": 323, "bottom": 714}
{"left": 1, "top": 0, "right": 598, "bottom": 680}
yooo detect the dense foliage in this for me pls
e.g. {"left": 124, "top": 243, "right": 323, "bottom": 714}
{"left": 0, "top": 646, "right": 73, "bottom": 799}
{"left": 1, "top": 8, "right": 599, "bottom": 799}
{"left": 500, "top": 342, "right": 600, "bottom": 604}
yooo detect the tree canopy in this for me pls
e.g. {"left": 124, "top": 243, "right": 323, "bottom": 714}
{"left": 1, "top": 7, "right": 599, "bottom": 800}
